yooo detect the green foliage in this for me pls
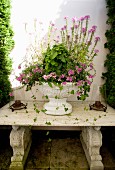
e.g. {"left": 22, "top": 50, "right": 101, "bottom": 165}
{"left": 43, "top": 44, "right": 71, "bottom": 75}
{"left": 102, "top": 0, "right": 115, "bottom": 108}
{"left": 0, "top": 0, "right": 14, "bottom": 108}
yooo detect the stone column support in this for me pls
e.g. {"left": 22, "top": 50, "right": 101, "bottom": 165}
{"left": 9, "top": 126, "right": 32, "bottom": 170}
{"left": 80, "top": 126, "right": 104, "bottom": 170}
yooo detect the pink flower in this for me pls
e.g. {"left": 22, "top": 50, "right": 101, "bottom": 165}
{"left": 64, "top": 16, "right": 68, "bottom": 20}
{"left": 77, "top": 80, "right": 83, "bottom": 86}
{"left": 50, "top": 21, "right": 55, "bottom": 26}
{"left": 82, "top": 27, "right": 86, "bottom": 33}
{"left": 76, "top": 91, "right": 81, "bottom": 97}
{"left": 92, "top": 25, "right": 97, "bottom": 30}
{"left": 43, "top": 75, "right": 49, "bottom": 80}
{"left": 29, "top": 73, "right": 33, "bottom": 76}
{"left": 72, "top": 17, "right": 76, "bottom": 23}
{"left": 33, "top": 69, "right": 37, "bottom": 73}
{"left": 88, "top": 74, "right": 94, "bottom": 79}
{"left": 74, "top": 24, "right": 78, "bottom": 29}
{"left": 9, "top": 92, "right": 13, "bottom": 97}
{"left": 84, "top": 15, "right": 90, "bottom": 20}
{"left": 86, "top": 80, "right": 92, "bottom": 85}
{"left": 20, "top": 73, "right": 26, "bottom": 77}
{"left": 64, "top": 25, "right": 67, "bottom": 29}
{"left": 75, "top": 66, "right": 78, "bottom": 69}
{"left": 80, "top": 63, "right": 86, "bottom": 69}
{"left": 94, "top": 49, "right": 99, "bottom": 53}
{"left": 24, "top": 78, "right": 29, "bottom": 83}
{"left": 18, "top": 65, "right": 21, "bottom": 69}
{"left": 50, "top": 72, "right": 56, "bottom": 79}
{"left": 95, "top": 36, "right": 100, "bottom": 42}
{"left": 62, "top": 82, "right": 67, "bottom": 85}
{"left": 88, "top": 28, "right": 95, "bottom": 33}
{"left": 60, "top": 74, "right": 65, "bottom": 78}
{"left": 61, "top": 27, "right": 64, "bottom": 31}
{"left": 16, "top": 76, "right": 22, "bottom": 82}
{"left": 80, "top": 17, "right": 84, "bottom": 21}
{"left": 77, "top": 68, "right": 82, "bottom": 74}
{"left": 89, "top": 63, "right": 93, "bottom": 70}
{"left": 66, "top": 76, "right": 73, "bottom": 82}
{"left": 68, "top": 70, "right": 74, "bottom": 76}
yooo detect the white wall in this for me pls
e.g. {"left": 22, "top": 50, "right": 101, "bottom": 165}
{"left": 11, "top": 0, "right": 109, "bottom": 101}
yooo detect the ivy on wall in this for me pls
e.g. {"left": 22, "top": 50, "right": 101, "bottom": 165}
{"left": 0, "top": 0, "right": 14, "bottom": 108}
{"left": 102, "top": 0, "right": 115, "bottom": 108}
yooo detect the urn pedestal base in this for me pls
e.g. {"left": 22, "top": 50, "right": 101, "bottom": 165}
{"left": 43, "top": 98, "right": 72, "bottom": 115}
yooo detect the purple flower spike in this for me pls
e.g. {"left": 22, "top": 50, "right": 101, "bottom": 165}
{"left": 94, "top": 49, "right": 99, "bottom": 53}
{"left": 80, "top": 17, "right": 84, "bottom": 21}
{"left": 82, "top": 27, "right": 86, "bottom": 33}
{"left": 95, "top": 36, "right": 100, "bottom": 42}
{"left": 92, "top": 25, "right": 97, "bottom": 30}
{"left": 84, "top": 15, "right": 90, "bottom": 20}
{"left": 50, "top": 21, "right": 55, "bottom": 26}
{"left": 64, "top": 16, "right": 68, "bottom": 20}
{"left": 72, "top": 17, "right": 76, "bottom": 23}
{"left": 18, "top": 65, "right": 21, "bottom": 69}
{"left": 74, "top": 24, "right": 78, "bottom": 29}
{"left": 64, "top": 25, "right": 67, "bottom": 29}
{"left": 61, "top": 27, "right": 64, "bottom": 31}
{"left": 88, "top": 28, "right": 96, "bottom": 33}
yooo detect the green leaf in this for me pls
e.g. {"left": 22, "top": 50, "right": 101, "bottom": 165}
{"left": 33, "top": 117, "right": 37, "bottom": 122}
{"left": 46, "top": 131, "right": 50, "bottom": 136}
{"left": 41, "top": 109, "right": 47, "bottom": 113}
{"left": 84, "top": 106, "right": 89, "bottom": 111}
{"left": 45, "top": 95, "right": 48, "bottom": 99}
{"left": 56, "top": 107, "right": 59, "bottom": 110}
{"left": 59, "top": 86, "right": 63, "bottom": 91}
{"left": 48, "top": 138, "right": 52, "bottom": 142}
{"left": 71, "top": 90, "right": 74, "bottom": 94}
{"left": 52, "top": 52, "right": 57, "bottom": 59}
{"left": 35, "top": 109, "right": 40, "bottom": 113}
{"left": 64, "top": 107, "right": 68, "bottom": 112}
{"left": 45, "top": 121, "right": 51, "bottom": 125}
{"left": 48, "top": 82, "right": 53, "bottom": 88}
{"left": 55, "top": 95, "right": 59, "bottom": 99}
{"left": 94, "top": 118, "right": 97, "bottom": 121}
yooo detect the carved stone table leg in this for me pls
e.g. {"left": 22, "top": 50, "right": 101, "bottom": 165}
{"left": 9, "top": 126, "right": 32, "bottom": 170}
{"left": 80, "top": 126, "right": 104, "bottom": 170}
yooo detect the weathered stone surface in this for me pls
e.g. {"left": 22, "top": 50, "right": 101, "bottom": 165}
{"left": 80, "top": 127, "right": 104, "bottom": 170}
{"left": 9, "top": 126, "right": 32, "bottom": 170}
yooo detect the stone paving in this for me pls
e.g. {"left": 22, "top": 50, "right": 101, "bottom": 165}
{"left": 0, "top": 128, "right": 115, "bottom": 170}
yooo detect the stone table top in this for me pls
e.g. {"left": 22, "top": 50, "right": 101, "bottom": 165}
{"left": 0, "top": 101, "right": 115, "bottom": 127}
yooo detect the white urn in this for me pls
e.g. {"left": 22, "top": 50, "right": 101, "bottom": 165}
{"left": 38, "top": 83, "right": 77, "bottom": 115}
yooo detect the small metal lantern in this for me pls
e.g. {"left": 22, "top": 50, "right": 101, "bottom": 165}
{"left": 89, "top": 84, "right": 107, "bottom": 112}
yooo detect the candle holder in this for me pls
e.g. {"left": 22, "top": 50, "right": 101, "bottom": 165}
{"left": 9, "top": 86, "right": 27, "bottom": 112}
{"left": 89, "top": 84, "right": 107, "bottom": 112}
{"left": 10, "top": 100, "right": 27, "bottom": 112}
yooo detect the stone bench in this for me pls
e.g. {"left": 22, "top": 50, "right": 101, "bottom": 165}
{"left": 0, "top": 101, "right": 115, "bottom": 170}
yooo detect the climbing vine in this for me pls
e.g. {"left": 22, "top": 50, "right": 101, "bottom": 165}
{"left": 0, "top": 0, "right": 14, "bottom": 108}
{"left": 102, "top": 0, "right": 115, "bottom": 108}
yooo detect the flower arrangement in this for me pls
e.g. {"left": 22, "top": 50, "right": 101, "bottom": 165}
{"left": 16, "top": 15, "right": 100, "bottom": 101}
